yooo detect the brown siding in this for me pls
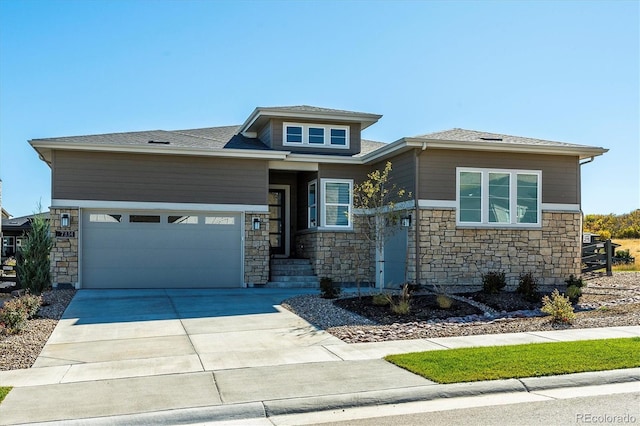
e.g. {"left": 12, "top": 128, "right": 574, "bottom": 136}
{"left": 371, "top": 149, "right": 416, "bottom": 197}
{"left": 319, "top": 163, "right": 370, "bottom": 183}
{"left": 270, "top": 118, "right": 362, "bottom": 155}
{"left": 419, "top": 149, "right": 580, "bottom": 204}
{"left": 52, "top": 150, "right": 268, "bottom": 205}
{"left": 258, "top": 122, "right": 272, "bottom": 148}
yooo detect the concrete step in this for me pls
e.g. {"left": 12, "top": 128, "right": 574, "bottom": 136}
{"left": 270, "top": 266, "right": 315, "bottom": 276}
{"left": 265, "top": 281, "right": 319, "bottom": 288}
{"left": 270, "top": 258, "right": 312, "bottom": 265}
{"left": 270, "top": 275, "right": 319, "bottom": 283}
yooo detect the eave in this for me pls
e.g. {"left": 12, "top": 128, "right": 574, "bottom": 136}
{"left": 29, "top": 141, "right": 289, "bottom": 165}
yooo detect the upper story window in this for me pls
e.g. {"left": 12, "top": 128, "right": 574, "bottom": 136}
{"left": 283, "top": 122, "right": 350, "bottom": 149}
{"left": 457, "top": 167, "right": 541, "bottom": 227}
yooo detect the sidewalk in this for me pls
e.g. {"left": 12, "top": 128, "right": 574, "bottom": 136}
{"left": 0, "top": 289, "right": 639, "bottom": 425}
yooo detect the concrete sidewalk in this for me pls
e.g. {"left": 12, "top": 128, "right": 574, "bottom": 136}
{"left": 0, "top": 289, "right": 639, "bottom": 425}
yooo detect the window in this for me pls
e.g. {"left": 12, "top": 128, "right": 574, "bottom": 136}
{"left": 282, "top": 123, "right": 349, "bottom": 148}
{"left": 457, "top": 168, "right": 541, "bottom": 226}
{"left": 330, "top": 128, "right": 347, "bottom": 146}
{"left": 322, "top": 179, "right": 352, "bottom": 228}
{"left": 168, "top": 215, "right": 198, "bottom": 224}
{"left": 130, "top": 215, "right": 160, "bottom": 223}
{"left": 285, "top": 125, "right": 303, "bottom": 143}
{"left": 205, "top": 216, "right": 235, "bottom": 225}
{"left": 308, "top": 180, "right": 317, "bottom": 228}
{"left": 308, "top": 127, "right": 325, "bottom": 144}
{"left": 89, "top": 214, "right": 122, "bottom": 223}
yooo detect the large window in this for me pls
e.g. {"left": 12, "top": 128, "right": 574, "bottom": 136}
{"left": 321, "top": 179, "right": 352, "bottom": 228}
{"left": 457, "top": 168, "right": 541, "bottom": 226}
{"left": 283, "top": 123, "right": 350, "bottom": 148}
{"left": 308, "top": 180, "right": 317, "bottom": 228}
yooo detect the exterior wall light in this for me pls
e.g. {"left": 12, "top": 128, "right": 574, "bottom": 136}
{"left": 401, "top": 215, "right": 411, "bottom": 227}
{"left": 61, "top": 213, "right": 71, "bottom": 228}
{"left": 252, "top": 217, "right": 261, "bottom": 230}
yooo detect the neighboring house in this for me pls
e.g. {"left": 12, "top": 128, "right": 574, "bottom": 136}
{"left": 29, "top": 105, "right": 607, "bottom": 290}
{"left": 1, "top": 213, "right": 50, "bottom": 258}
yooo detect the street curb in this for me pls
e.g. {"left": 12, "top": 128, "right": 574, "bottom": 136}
{"left": 29, "top": 368, "right": 640, "bottom": 425}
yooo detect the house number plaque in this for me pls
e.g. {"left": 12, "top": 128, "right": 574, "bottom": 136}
{"left": 55, "top": 230, "right": 76, "bottom": 238}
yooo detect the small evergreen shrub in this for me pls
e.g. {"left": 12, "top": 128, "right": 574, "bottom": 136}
{"left": 566, "top": 285, "right": 582, "bottom": 304}
{"left": 482, "top": 271, "right": 506, "bottom": 294}
{"left": 517, "top": 272, "right": 539, "bottom": 302}
{"left": 372, "top": 293, "right": 389, "bottom": 306}
{"left": 541, "top": 289, "right": 576, "bottom": 323}
{"left": 319, "top": 277, "right": 341, "bottom": 299}
{"left": 564, "top": 274, "right": 585, "bottom": 288}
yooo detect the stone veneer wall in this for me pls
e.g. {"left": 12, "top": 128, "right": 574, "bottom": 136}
{"left": 296, "top": 217, "right": 375, "bottom": 285}
{"left": 50, "top": 208, "right": 80, "bottom": 288}
{"left": 244, "top": 212, "right": 269, "bottom": 286}
{"left": 418, "top": 209, "right": 581, "bottom": 291}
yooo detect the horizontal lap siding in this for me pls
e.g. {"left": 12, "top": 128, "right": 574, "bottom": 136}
{"left": 371, "top": 150, "right": 416, "bottom": 196}
{"left": 53, "top": 151, "right": 268, "bottom": 205}
{"left": 419, "top": 149, "right": 580, "bottom": 204}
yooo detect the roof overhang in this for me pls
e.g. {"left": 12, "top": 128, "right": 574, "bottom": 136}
{"left": 360, "top": 137, "right": 608, "bottom": 162}
{"left": 29, "top": 140, "right": 289, "bottom": 165}
{"left": 239, "top": 107, "right": 383, "bottom": 135}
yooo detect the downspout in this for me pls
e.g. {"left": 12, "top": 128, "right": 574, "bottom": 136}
{"left": 414, "top": 142, "right": 427, "bottom": 285}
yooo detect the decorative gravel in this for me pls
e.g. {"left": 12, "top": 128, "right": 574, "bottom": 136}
{"left": 284, "top": 272, "right": 640, "bottom": 343}
{"left": 0, "top": 289, "right": 75, "bottom": 371}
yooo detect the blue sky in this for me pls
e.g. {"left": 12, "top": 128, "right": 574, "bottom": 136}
{"left": 0, "top": 0, "right": 638, "bottom": 218}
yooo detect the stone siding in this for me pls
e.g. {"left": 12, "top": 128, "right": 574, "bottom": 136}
{"left": 50, "top": 208, "right": 80, "bottom": 288}
{"left": 244, "top": 213, "right": 269, "bottom": 286}
{"left": 296, "top": 217, "right": 375, "bottom": 285}
{"left": 418, "top": 209, "right": 581, "bottom": 291}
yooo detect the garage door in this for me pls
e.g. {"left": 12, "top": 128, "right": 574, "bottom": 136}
{"left": 82, "top": 211, "right": 242, "bottom": 288}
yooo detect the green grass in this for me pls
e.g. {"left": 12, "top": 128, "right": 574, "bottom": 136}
{"left": 385, "top": 337, "right": 640, "bottom": 384}
{"left": 0, "top": 387, "right": 12, "bottom": 404}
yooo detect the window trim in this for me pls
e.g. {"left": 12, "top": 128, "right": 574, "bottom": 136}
{"left": 320, "top": 178, "right": 353, "bottom": 229}
{"left": 308, "top": 180, "right": 318, "bottom": 228}
{"left": 283, "top": 122, "right": 350, "bottom": 149}
{"left": 456, "top": 167, "right": 542, "bottom": 228}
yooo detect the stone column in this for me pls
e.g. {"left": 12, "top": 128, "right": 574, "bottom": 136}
{"left": 49, "top": 208, "right": 80, "bottom": 288}
{"left": 244, "top": 213, "right": 269, "bottom": 286}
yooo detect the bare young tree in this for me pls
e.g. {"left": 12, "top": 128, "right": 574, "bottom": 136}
{"left": 352, "top": 161, "right": 412, "bottom": 290}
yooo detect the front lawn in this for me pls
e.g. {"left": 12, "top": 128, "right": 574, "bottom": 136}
{"left": 0, "top": 386, "right": 12, "bottom": 404}
{"left": 385, "top": 337, "right": 640, "bottom": 384}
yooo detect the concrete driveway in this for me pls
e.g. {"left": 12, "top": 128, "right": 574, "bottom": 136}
{"left": 34, "top": 288, "right": 348, "bottom": 372}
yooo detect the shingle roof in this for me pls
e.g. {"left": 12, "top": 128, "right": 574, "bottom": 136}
{"left": 32, "top": 126, "right": 271, "bottom": 151}
{"left": 258, "top": 105, "right": 379, "bottom": 117}
{"left": 2, "top": 212, "right": 50, "bottom": 230}
{"left": 415, "top": 128, "right": 593, "bottom": 149}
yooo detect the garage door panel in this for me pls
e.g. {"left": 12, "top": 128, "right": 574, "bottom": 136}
{"left": 82, "top": 211, "right": 243, "bottom": 288}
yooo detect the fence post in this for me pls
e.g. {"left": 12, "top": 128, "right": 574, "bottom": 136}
{"left": 605, "top": 239, "right": 613, "bottom": 276}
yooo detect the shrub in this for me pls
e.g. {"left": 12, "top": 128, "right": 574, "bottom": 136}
{"left": 320, "top": 277, "right": 341, "bottom": 299}
{"left": 541, "top": 289, "right": 576, "bottom": 323}
{"left": 22, "top": 294, "right": 43, "bottom": 318}
{"left": 564, "top": 274, "right": 584, "bottom": 288}
{"left": 482, "top": 271, "right": 506, "bottom": 294}
{"left": 566, "top": 285, "right": 582, "bottom": 304}
{"left": 16, "top": 208, "right": 52, "bottom": 294}
{"left": 436, "top": 294, "right": 454, "bottom": 309}
{"left": 390, "top": 300, "right": 410, "bottom": 315}
{"left": 372, "top": 293, "right": 389, "bottom": 306}
{"left": 517, "top": 272, "right": 539, "bottom": 302}
{"left": 0, "top": 299, "right": 29, "bottom": 334}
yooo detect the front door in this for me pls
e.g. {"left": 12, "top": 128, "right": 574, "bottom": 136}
{"left": 269, "top": 189, "right": 286, "bottom": 256}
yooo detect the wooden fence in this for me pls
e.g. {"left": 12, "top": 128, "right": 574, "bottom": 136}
{"left": 581, "top": 236, "right": 619, "bottom": 276}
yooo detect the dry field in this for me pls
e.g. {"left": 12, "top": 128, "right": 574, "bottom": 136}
{"left": 613, "top": 239, "right": 640, "bottom": 271}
